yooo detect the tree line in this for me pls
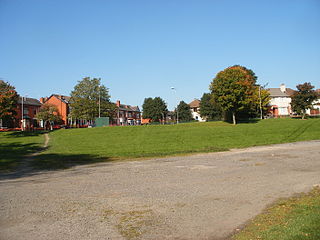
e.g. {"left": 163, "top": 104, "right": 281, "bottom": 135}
{"left": 1, "top": 65, "right": 319, "bottom": 128}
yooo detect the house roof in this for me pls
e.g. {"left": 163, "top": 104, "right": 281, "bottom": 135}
{"left": 268, "top": 88, "right": 295, "bottom": 97}
{"left": 118, "top": 104, "right": 140, "bottom": 112}
{"left": 17, "top": 96, "right": 42, "bottom": 106}
{"left": 189, "top": 99, "right": 200, "bottom": 108}
{"left": 52, "top": 94, "right": 71, "bottom": 104}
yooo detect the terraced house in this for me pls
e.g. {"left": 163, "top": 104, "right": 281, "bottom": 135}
{"left": 40, "top": 94, "right": 71, "bottom": 125}
{"left": 116, "top": 100, "right": 141, "bottom": 125}
{"left": 16, "top": 96, "right": 42, "bottom": 130}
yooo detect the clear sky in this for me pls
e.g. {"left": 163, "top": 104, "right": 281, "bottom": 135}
{"left": 1, "top": 0, "right": 319, "bottom": 110}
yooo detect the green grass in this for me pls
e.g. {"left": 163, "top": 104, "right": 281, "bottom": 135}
{"left": 1, "top": 118, "right": 320, "bottom": 171}
{"left": 233, "top": 187, "right": 320, "bottom": 240}
{"left": 45, "top": 118, "right": 320, "bottom": 157}
{"left": 0, "top": 131, "right": 45, "bottom": 172}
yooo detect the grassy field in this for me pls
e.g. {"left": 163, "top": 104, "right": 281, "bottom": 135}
{"left": 233, "top": 187, "right": 320, "bottom": 240}
{"left": 0, "top": 131, "right": 45, "bottom": 172}
{"left": 1, "top": 118, "right": 320, "bottom": 171}
{"left": 46, "top": 118, "right": 320, "bottom": 157}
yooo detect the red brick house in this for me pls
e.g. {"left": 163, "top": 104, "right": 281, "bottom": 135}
{"left": 40, "top": 94, "right": 70, "bottom": 125}
{"left": 16, "top": 96, "right": 42, "bottom": 130}
{"left": 115, "top": 100, "right": 141, "bottom": 125}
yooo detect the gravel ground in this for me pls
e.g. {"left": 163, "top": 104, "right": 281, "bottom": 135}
{"left": 1, "top": 140, "right": 320, "bottom": 240}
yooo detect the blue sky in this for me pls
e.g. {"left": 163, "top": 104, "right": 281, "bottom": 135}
{"left": 1, "top": 0, "right": 319, "bottom": 110}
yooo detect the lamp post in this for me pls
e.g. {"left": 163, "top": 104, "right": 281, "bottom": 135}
{"left": 259, "top": 86, "right": 263, "bottom": 119}
{"left": 21, "top": 95, "right": 27, "bottom": 131}
{"left": 171, "top": 87, "right": 179, "bottom": 124}
{"left": 98, "top": 85, "right": 101, "bottom": 118}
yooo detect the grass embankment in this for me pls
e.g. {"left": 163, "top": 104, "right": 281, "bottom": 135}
{"left": 233, "top": 187, "right": 320, "bottom": 240}
{"left": 1, "top": 118, "right": 319, "bottom": 171}
{"left": 0, "top": 131, "right": 45, "bottom": 172}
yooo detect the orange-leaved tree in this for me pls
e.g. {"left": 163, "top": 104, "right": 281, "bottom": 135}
{"left": 210, "top": 65, "right": 257, "bottom": 125}
{"left": 0, "top": 80, "right": 19, "bottom": 127}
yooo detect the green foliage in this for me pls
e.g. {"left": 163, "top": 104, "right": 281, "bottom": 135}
{"left": 142, "top": 97, "right": 168, "bottom": 122}
{"left": 291, "top": 82, "right": 318, "bottom": 119}
{"left": 0, "top": 80, "right": 19, "bottom": 127}
{"left": 36, "top": 103, "right": 63, "bottom": 125}
{"left": 210, "top": 65, "right": 257, "bottom": 124}
{"left": 176, "top": 101, "right": 193, "bottom": 122}
{"left": 199, "top": 93, "right": 222, "bottom": 120}
{"left": 70, "top": 77, "right": 116, "bottom": 121}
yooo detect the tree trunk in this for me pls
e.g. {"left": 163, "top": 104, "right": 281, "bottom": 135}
{"left": 232, "top": 112, "right": 236, "bottom": 125}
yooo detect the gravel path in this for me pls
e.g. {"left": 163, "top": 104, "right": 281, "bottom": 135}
{"left": 1, "top": 140, "right": 320, "bottom": 240}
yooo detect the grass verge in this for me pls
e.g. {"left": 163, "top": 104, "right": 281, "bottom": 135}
{"left": 233, "top": 187, "right": 320, "bottom": 240}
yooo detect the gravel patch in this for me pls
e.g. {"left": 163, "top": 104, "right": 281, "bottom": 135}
{"left": 1, "top": 140, "right": 320, "bottom": 240}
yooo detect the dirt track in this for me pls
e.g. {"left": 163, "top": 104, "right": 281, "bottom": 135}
{"left": 1, "top": 140, "right": 320, "bottom": 240}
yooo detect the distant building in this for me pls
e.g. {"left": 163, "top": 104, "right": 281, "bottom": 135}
{"left": 116, "top": 100, "right": 141, "bottom": 125}
{"left": 188, "top": 99, "right": 206, "bottom": 122}
{"left": 267, "top": 84, "right": 295, "bottom": 117}
{"left": 16, "top": 96, "right": 42, "bottom": 129}
{"left": 40, "top": 94, "right": 71, "bottom": 125}
{"left": 307, "top": 89, "right": 320, "bottom": 116}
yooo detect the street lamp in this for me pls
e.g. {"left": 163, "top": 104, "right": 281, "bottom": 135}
{"left": 98, "top": 84, "right": 101, "bottom": 118}
{"left": 21, "top": 95, "right": 27, "bottom": 131}
{"left": 171, "top": 87, "right": 179, "bottom": 124}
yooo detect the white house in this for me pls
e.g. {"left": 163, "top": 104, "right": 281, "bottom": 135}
{"left": 268, "top": 84, "right": 295, "bottom": 117}
{"left": 306, "top": 89, "right": 320, "bottom": 115}
{"left": 188, "top": 99, "right": 206, "bottom": 122}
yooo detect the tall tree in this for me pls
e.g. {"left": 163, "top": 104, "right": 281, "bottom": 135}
{"left": 210, "top": 65, "right": 257, "bottom": 124}
{"left": 291, "top": 82, "right": 318, "bottom": 119}
{"left": 199, "top": 93, "right": 222, "bottom": 121}
{"left": 70, "top": 77, "right": 115, "bottom": 121}
{"left": 176, "top": 101, "right": 193, "bottom": 122}
{"left": 0, "top": 80, "right": 18, "bottom": 127}
{"left": 36, "top": 103, "right": 62, "bottom": 130}
{"left": 142, "top": 97, "right": 168, "bottom": 122}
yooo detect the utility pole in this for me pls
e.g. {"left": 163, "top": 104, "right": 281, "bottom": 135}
{"left": 259, "top": 86, "right": 263, "bottom": 119}
{"left": 171, "top": 87, "right": 179, "bottom": 124}
{"left": 21, "top": 96, "right": 24, "bottom": 131}
{"left": 98, "top": 85, "right": 101, "bottom": 118}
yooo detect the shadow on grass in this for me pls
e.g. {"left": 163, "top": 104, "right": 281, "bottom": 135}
{"left": 0, "top": 142, "right": 43, "bottom": 173}
{"left": 0, "top": 142, "right": 113, "bottom": 180}
{"left": 5, "top": 130, "right": 49, "bottom": 138}
{"left": 236, "top": 119, "right": 261, "bottom": 124}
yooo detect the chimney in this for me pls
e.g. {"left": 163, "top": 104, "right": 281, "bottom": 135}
{"left": 280, "top": 84, "right": 286, "bottom": 93}
{"left": 116, "top": 100, "right": 120, "bottom": 107}
{"left": 40, "top": 97, "right": 45, "bottom": 103}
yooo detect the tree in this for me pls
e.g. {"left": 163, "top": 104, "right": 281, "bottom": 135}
{"left": 251, "top": 86, "right": 271, "bottom": 119}
{"left": 210, "top": 65, "right": 257, "bottom": 124}
{"left": 176, "top": 101, "right": 193, "bottom": 122}
{"left": 36, "top": 103, "right": 62, "bottom": 130}
{"left": 69, "top": 77, "right": 116, "bottom": 121}
{"left": 291, "top": 82, "right": 318, "bottom": 119}
{"left": 0, "top": 80, "right": 18, "bottom": 127}
{"left": 199, "top": 93, "right": 222, "bottom": 121}
{"left": 142, "top": 97, "right": 168, "bottom": 122}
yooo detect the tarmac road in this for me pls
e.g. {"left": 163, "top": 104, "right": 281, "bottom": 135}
{"left": 1, "top": 140, "right": 320, "bottom": 240}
